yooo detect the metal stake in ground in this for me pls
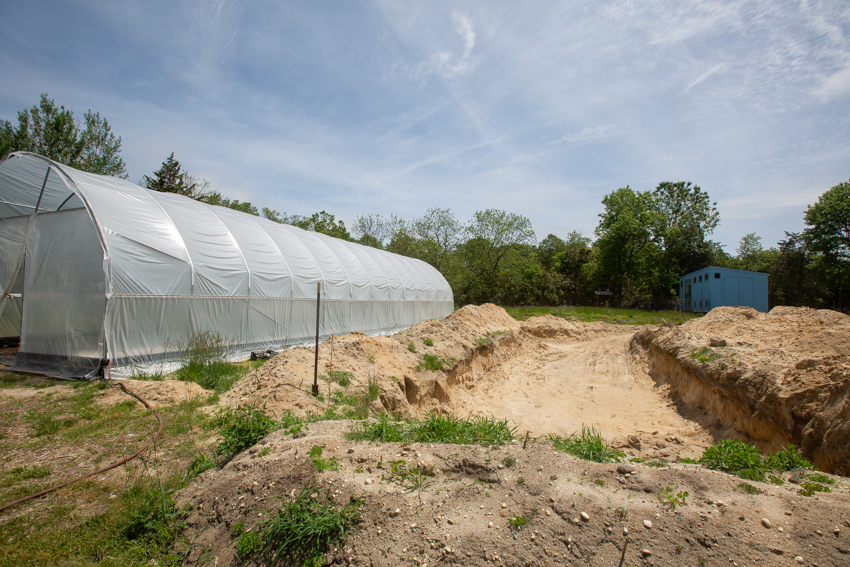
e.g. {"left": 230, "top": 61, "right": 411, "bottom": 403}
{"left": 312, "top": 282, "right": 321, "bottom": 397}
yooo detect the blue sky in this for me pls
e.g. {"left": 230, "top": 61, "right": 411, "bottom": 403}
{"left": 2, "top": 0, "right": 848, "bottom": 253}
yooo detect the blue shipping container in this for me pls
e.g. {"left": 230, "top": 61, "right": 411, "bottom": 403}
{"left": 678, "top": 266, "right": 768, "bottom": 312}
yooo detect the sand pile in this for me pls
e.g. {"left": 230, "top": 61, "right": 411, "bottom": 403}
{"left": 633, "top": 306, "right": 850, "bottom": 474}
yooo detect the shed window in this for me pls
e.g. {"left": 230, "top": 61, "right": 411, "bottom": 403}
{"left": 698, "top": 275, "right": 702, "bottom": 282}
{"left": 715, "top": 273, "right": 720, "bottom": 279}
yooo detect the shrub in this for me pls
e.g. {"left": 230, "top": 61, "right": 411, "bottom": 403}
{"left": 407, "top": 341, "right": 417, "bottom": 353}
{"left": 689, "top": 346, "right": 720, "bottom": 363}
{"left": 367, "top": 377, "right": 380, "bottom": 401}
{"left": 260, "top": 481, "right": 363, "bottom": 566}
{"left": 548, "top": 425, "right": 624, "bottom": 463}
{"left": 345, "top": 413, "right": 406, "bottom": 443}
{"left": 423, "top": 338, "right": 434, "bottom": 346}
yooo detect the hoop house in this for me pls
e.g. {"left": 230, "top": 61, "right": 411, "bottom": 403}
{"left": 0, "top": 152, "right": 453, "bottom": 378}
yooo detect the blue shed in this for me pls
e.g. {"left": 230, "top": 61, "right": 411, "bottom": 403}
{"left": 679, "top": 266, "right": 769, "bottom": 313}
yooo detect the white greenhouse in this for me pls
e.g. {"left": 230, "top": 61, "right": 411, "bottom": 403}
{"left": 0, "top": 152, "right": 453, "bottom": 378}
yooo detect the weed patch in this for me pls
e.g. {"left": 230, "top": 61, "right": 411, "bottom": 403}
{"left": 215, "top": 406, "right": 277, "bottom": 455}
{"left": 258, "top": 481, "right": 363, "bottom": 566}
{"left": 689, "top": 346, "right": 720, "bottom": 363}
{"left": 309, "top": 446, "right": 340, "bottom": 472}
{"left": 416, "top": 353, "right": 449, "bottom": 372}
{"left": 548, "top": 425, "right": 624, "bottom": 463}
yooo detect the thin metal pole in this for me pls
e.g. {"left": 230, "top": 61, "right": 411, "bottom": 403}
{"left": 312, "top": 282, "right": 321, "bottom": 397}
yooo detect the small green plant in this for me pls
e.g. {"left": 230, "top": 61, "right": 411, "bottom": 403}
{"left": 737, "top": 482, "right": 761, "bottom": 495}
{"left": 215, "top": 406, "right": 277, "bottom": 455}
{"left": 799, "top": 482, "right": 831, "bottom": 497}
{"left": 476, "top": 336, "right": 492, "bottom": 346}
{"left": 367, "top": 377, "right": 380, "bottom": 401}
{"left": 259, "top": 481, "right": 363, "bottom": 566}
{"left": 407, "top": 341, "right": 417, "bottom": 353}
{"left": 677, "top": 457, "right": 699, "bottom": 464}
{"left": 187, "top": 452, "right": 217, "bottom": 476}
{"left": 805, "top": 473, "right": 834, "bottom": 484}
{"left": 508, "top": 515, "right": 529, "bottom": 531}
{"left": 231, "top": 520, "right": 246, "bottom": 537}
{"left": 517, "top": 477, "right": 526, "bottom": 484}
{"left": 548, "top": 425, "right": 624, "bottom": 463}
{"left": 346, "top": 413, "right": 406, "bottom": 443}
{"left": 367, "top": 355, "right": 375, "bottom": 364}
{"left": 699, "top": 439, "right": 765, "bottom": 479}
{"left": 323, "top": 370, "right": 354, "bottom": 387}
{"left": 416, "top": 353, "right": 448, "bottom": 372}
{"left": 389, "top": 459, "right": 407, "bottom": 477}
{"left": 615, "top": 507, "right": 627, "bottom": 519}
{"left": 689, "top": 346, "right": 720, "bottom": 363}
{"left": 768, "top": 475, "right": 785, "bottom": 485}
{"left": 502, "top": 456, "right": 516, "bottom": 468}
{"left": 236, "top": 530, "right": 262, "bottom": 558}
{"left": 766, "top": 444, "right": 813, "bottom": 472}
{"left": 402, "top": 465, "right": 435, "bottom": 502}
{"left": 594, "top": 478, "right": 605, "bottom": 487}
{"left": 658, "top": 481, "right": 688, "bottom": 511}
{"left": 309, "top": 446, "right": 340, "bottom": 472}
{"left": 423, "top": 338, "right": 434, "bottom": 346}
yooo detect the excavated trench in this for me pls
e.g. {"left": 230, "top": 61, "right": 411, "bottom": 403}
{"left": 227, "top": 304, "right": 849, "bottom": 474}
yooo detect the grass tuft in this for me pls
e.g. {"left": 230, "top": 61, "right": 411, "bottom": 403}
{"left": 214, "top": 406, "right": 277, "bottom": 455}
{"left": 258, "top": 480, "right": 363, "bottom": 566}
{"left": 548, "top": 425, "right": 624, "bottom": 463}
{"left": 172, "top": 330, "right": 248, "bottom": 391}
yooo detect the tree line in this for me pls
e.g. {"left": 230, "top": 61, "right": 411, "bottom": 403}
{"left": 2, "top": 95, "right": 847, "bottom": 311}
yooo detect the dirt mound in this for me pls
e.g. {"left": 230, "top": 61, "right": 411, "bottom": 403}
{"left": 520, "top": 314, "right": 620, "bottom": 340}
{"left": 633, "top": 306, "right": 850, "bottom": 474}
{"left": 96, "top": 379, "right": 211, "bottom": 408}
{"left": 176, "top": 421, "right": 850, "bottom": 567}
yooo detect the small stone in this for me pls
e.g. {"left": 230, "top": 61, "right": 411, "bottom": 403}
{"left": 364, "top": 478, "right": 373, "bottom": 485}
{"left": 835, "top": 527, "right": 841, "bottom": 535}
{"left": 643, "top": 520, "right": 652, "bottom": 529}
{"left": 641, "top": 549, "right": 652, "bottom": 557}
{"left": 785, "top": 511, "right": 793, "bottom": 516}
{"left": 545, "top": 510, "right": 552, "bottom": 516}
{"left": 377, "top": 528, "right": 382, "bottom": 534}
{"left": 447, "top": 518, "right": 455, "bottom": 525}
{"left": 710, "top": 337, "right": 727, "bottom": 347}
{"left": 761, "top": 518, "right": 772, "bottom": 529}
{"left": 623, "top": 527, "right": 629, "bottom": 535}
{"left": 389, "top": 508, "right": 400, "bottom": 517}
{"left": 606, "top": 527, "right": 613, "bottom": 534}
{"left": 617, "top": 464, "right": 637, "bottom": 475}
{"left": 778, "top": 527, "right": 784, "bottom": 533}
{"left": 488, "top": 522, "right": 494, "bottom": 528}
{"left": 816, "top": 530, "right": 823, "bottom": 536}
{"left": 581, "top": 512, "right": 590, "bottom": 521}
{"left": 501, "top": 503, "right": 507, "bottom": 508}
{"left": 795, "top": 557, "right": 804, "bottom": 564}
{"left": 715, "top": 500, "right": 725, "bottom": 507}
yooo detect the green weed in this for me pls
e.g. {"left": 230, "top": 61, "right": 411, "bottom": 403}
{"left": 214, "top": 406, "right": 277, "bottom": 455}
{"left": 658, "top": 481, "right": 689, "bottom": 510}
{"left": 699, "top": 439, "right": 764, "bottom": 478}
{"left": 367, "top": 377, "right": 380, "bottom": 401}
{"left": 765, "top": 445, "right": 813, "bottom": 472}
{"left": 799, "top": 482, "right": 831, "bottom": 497}
{"left": 309, "top": 446, "right": 340, "bottom": 472}
{"left": 548, "top": 425, "right": 624, "bottom": 463}
{"left": 407, "top": 341, "right": 417, "bottom": 353}
{"left": 689, "top": 346, "right": 720, "bottom": 363}
{"left": 1, "top": 465, "right": 51, "bottom": 487}
{"left": 323, "top": 370, "right": 354, "bottom": 387}
{"left": 171, "top": 330, "right": 249, "bottom": 392}
{"left": 508, "top": 515, "right": 529, "bottom": 531}
{"left": 737, "top": 482, "right": 761, "bottom": 495}
{"left": 259, "top": 481, "right": 363, "bottom": 566}
{"left": 423, "top": 338, "right": 434, "bottom": 346}
{"left": 416, "top": 353, "right": 449, "bottom": 372}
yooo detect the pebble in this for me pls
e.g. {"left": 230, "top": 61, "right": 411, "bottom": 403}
{"left": 581, "top": 512, "right": 590, "bottom": 521}
{"left": 389, "top": 508, "right": 400, "bottom": 517}
{"left": 835, "top": 527, "right": 840, "bottom": 535}
{"left": 816, "top": 530, "right": 823, "bottom": 536}
{"left": 641, "top": 549, "right": 652, "bottom": 557}
{"left": 761, "top": 518, "right": 772, "bottom": 529}
{"left": 778, "top": 527, "right": 784, "bottom": 533}
{"left": 623, "top": 527, "right": 629, "bottom": 535}
{"left": 447, "top": 519, "right": 455, "bottom": 525}
{"left": 644, "top": 520, "right": 652, "bottom": 529}
{"left": 545, "top": 510, "right": 552, "bottom": 516}
{"left": 501, "top": 503, "right": 507, "bottom": 508}
{"left": 364, "top": 478, "right": 372, "bottom": 485}
{"left": 488, "top": 522, "right": 494, "bottom": 528}
{"left": 377, "top": 528, "right": 382, "bottom": 534}
{"left": 785, "top": 511, "right": 793, "bottom": 516}
{"left": 795, "top": 557, "right": 804, "bottom": 564}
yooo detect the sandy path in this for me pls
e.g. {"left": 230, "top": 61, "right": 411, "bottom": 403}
{"left": 466, "top": 330, "right": 711, "bottom": 448}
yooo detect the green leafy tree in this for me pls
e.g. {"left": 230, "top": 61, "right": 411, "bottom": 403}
{"left": 0, "top": 93, "right": 127, "bottom": 177}
{"left": 412, "top": 208, "right": 463, "bottom": 271}
{"left": 736, "top": 233, "right": 763, "bottom": 271}
{"left": 588, "top": 187, "right": 662, "bottom": 304}
{"left": 804, "top": 180, "right": 850, "bottom": 311}
{"left": 352, "top": 213, "right": 389, "bottom": 248}
{"left": 286, "top": 211, "right": 351, "bottom": 240}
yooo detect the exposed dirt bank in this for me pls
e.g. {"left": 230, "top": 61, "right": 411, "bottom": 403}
{"left": 632, "top": 306, "right": 850, "bottom": 475}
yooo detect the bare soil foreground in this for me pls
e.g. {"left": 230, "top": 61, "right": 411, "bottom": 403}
{"left": 2, "top": 304, "right": 850, "bottom": 566}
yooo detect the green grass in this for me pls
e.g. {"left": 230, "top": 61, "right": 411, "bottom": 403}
{"left": 257, "top": 481, "right": 363, "bottom": 566}
{"left": 171, "top": 330, "right": 249, "bottom": 391}
{"left": 407, "top": 341, "right": 417, "bottom": 353}
{"left": 309, "top": 446, "right": 340, "bottom": 472}
{"left": 689, "top": 346, "right": 720, "bottom": 363}
{"left": 504, "top": 305, "right": 702, "bottom": 325}
{"left": 1, "top": 465, "right": 51, "bottom": 487}
{"left": 322, "top": 370, "right": 355, "bottom": 387}
{"left": 416, "top": 353, "right": 449, "bottom": 372}
{"left": 548, "top": 425, "right": 624, "bottom": 463}
{"left": 423, "top": 338, "right": 434, "bottom": 346}
{"left": 346, "top": 413, "right": 516, "bottom": 446}
{"left": 698, "top": 441, "right": 815, "bottom": 483}
{"left": 737, "top": 482, "right": 761, "bottom": 495}
{"left": 508, "top": 515, "right": 529, "bottom": 531}
{"left": 213, "top": 406, "right": 277, "bottom": 455}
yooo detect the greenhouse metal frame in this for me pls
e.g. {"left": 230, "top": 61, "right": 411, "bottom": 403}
{"left": 0, "top": 152, "right": 453, "bottom": 378}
